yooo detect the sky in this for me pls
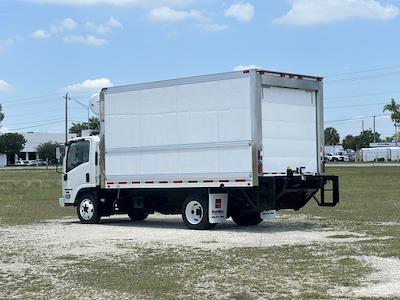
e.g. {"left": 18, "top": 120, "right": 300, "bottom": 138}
{"left": 0, "top": 0, "right": 400, "bottom": 140}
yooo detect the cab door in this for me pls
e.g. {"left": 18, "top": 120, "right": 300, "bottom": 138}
{"left": 62, "top": 139, "right": 95, "bottom": 205}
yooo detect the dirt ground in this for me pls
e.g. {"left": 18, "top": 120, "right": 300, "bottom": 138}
{"left": 1, "top": 213, "right": 399, "bottom": 299}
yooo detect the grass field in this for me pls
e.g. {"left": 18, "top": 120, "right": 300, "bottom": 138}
{"left": 0, "top": 168, "right": 73, "bottom": 224}
{"left": 0, "top": 167, "right": 399, "bottom": 299}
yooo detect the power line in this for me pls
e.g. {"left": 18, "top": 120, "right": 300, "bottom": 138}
{"left": 4, "top": 97, "right": 61, "bottom": 108}
{"left": 326, "top": 70, "right": 400, "bottom": 84}
{"left": 6, "top": 118, "right": 84, "bottom": 127}
{"left": 8, "top": 120, "right": 65, "bottom": 132}
{"left": 325, "top": 90, "right": 400, "bottom": 100}
{"left": 325, "top": 102, "right": 387, "bottom": 110}
{"left": 0, "top": 93, "right": 62, "bottom": 105}
{"left": 324, "top": 64, "right": 400, "bottom": 78}
{"left": 325, "top": 113, "right": 390, "bottom": 123}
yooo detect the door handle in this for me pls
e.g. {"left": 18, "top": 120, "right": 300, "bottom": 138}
{"left": 86, "top": 173, "right": 90, "bottom": 183}
{"left": 64, "top": 174, "right": 68, "bottom": 181}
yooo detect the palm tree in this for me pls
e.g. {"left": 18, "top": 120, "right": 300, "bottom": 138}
{"left": 0, "top": 104, "right": 4, "bottom": 128}
{"left": 383, "top": 98, "right": 400, "bottom": 146}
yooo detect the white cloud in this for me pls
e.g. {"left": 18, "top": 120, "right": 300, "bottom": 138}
{"left": 64, "top": 78, "right": 114, "bottom": 92}
{"left": 26, "top": 0, "right": 194, "bottom": 7}
{"left": 63, "top": 35, "right": 108, "bottom": 46}
{"left": 148, "top": 6, "right": 204, "bottom": 22}
{"left": 199, "top": 23, "right": 228, "bottom": 32}
{"left": 31, "top": 29, "right": 51, "bottom": 39}
{"left": 49, "top": 18, "right": 78, "bottom": 34}
{"left": 0, "top": 127, "right": 10, "bottom": 133}
{"left": 0, "top": 39, "right": 14, "bottom": 54}
{"left": 85, "top": 17, "right": 123, "bottom": 34}
{"left": 275, "top": 0, "right": 399, "bottom": 26}
{"left": 233, "top": 64, "right": 262, "bottom": 71}
{"left": 224, "top": 3, "right": 254, "bottom": 22}
{"left": 148, "top": 6, "right": 227, "bottom": 32}
{"left": 0, "top": 80, "right": 14, "bottom": 92}
{"left": 32, "top": 18, "right": 78, "bottom": 39}
{"left": 60, "top": 18, "right": 78, "bottom": 30}
{"left": 107, "top": 16, "right": 123, "bottom": 28}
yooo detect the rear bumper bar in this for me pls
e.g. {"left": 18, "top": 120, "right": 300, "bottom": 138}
{"left": 258, "top": 174, "right": 340, "bottom": 210}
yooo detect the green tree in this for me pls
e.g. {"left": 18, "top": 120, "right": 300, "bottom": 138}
{"left": 69, "top": 117, "right": 100, "bottom": 137}
{"left": 0, "top": 133, "right": 26, "bottom": 164}
{"left": 342, "top": 130, "right": 381, "bottom": 151}
{"left": 37, "top": 141, "right": 58, "bottom": 160}
{"left": 324, "top": 127, "right": 340, "bottom": 145}
{"left": 383, "top": 98, "right": 400, "bottom": 144}
{"left": 0, "top": 103, "right": 4, "bottom": 127}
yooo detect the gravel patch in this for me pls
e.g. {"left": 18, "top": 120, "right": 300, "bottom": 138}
{"left": 0, "top": 214, "right": 374, "bottom": 254}
{"left": 354, "top": 256, "right": 400, "bottom": 298}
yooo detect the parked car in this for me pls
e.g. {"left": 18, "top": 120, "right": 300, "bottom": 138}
{"left": 34, "top": 159, "right": 48, "bottom": 166}
{"left": 14, "top": 160, "right": 25, "bottom": 166}
{"left": 324, "top": 152, "right": 349, "bottom": 162}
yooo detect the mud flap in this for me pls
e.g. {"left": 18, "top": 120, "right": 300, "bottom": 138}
{"left": 260, "top": 210, "right": 276, "bottom": 220}
{"left": 208, "top": 193, "right": 228, "bottom": 224}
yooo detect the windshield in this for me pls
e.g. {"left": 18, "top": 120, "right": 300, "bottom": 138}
{"left": 66, "top": 140, "right": 90, "bottom": 172}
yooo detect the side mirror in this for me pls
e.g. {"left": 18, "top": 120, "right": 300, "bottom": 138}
{"left": 55, "top": 146, "right": 64, "bottom": 174}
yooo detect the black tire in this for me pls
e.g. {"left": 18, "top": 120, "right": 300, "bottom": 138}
{"left": 231, "top": 211, "right": 263, "bottom": 226}
{"left": 76, "top": 193, "right": 101, "bottom": 224}
{"left": 181, "top": 195, "right": 217, "bottom": 230}
{"left": 128, "top": 210, "right": 149, "bottom": 221}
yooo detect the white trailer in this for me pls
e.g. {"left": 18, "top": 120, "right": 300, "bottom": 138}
{"left": 59, "top": 70, "right": 339, "bottom": 229}
{"left": 361, "top": 147, "right": 400, "bottom": 162}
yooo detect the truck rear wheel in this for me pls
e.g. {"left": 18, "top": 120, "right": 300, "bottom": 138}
{"left": 77, "top": 193, "right": 101, "bottom": 224}
{"left": 181, "top": 196, "right": 216, "bottom": 230}
{"left": 128, "top": 210, "right": 149, "bottom": 221}
{"left": 231, "top": 212, "right": 263, "bottom": 226}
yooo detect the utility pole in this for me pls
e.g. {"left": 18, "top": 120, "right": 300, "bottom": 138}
{"left": 65, "top": 93, "right": 68, "bottom": 145}
{"left": 373, "top": 115, "right": 376, "bottom": 143}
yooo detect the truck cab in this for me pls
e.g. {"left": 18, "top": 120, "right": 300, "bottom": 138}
{"left": 59, "top": 136, "right": 100, "bottom": 208}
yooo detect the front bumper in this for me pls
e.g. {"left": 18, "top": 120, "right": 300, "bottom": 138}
{"left": 59, "top": 197, "right": 65, "bottom": 208}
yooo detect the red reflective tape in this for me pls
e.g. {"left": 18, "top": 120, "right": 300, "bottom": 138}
{"left": 132, "top": 181, "right": 140, "bottom": 184}
{"left": 203, "top": 180, "right": 213, "bottom": 183}
{"left": 159, "top": 181, "right": 169, "bottom": 184}
{"left": 108, "top": 182, "right": 114, "bottom": 185}
{"left": 173, "top": 180, "right": 183, "bottom": 184}
{"left": 219, "top": 180, "right": 229, "bottom": 183}
{"left": 145, "top": 181, "right": 154, "bottom": 184}
{"left": 119, "top": 181, "right": 127, "bottom": 185}
{"left": 188, "top": 181, "right": 198, "bottom": 183}
{"left": 235, "top": 179, "right": 246, "bottom": 182}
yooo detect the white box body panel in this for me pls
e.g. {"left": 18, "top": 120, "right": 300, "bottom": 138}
{"left": 100, "top": 70, "right": 324, "bottom": 189}
{"left": 261, "top": 86, "right": 318, "bottom": 174}
{"left": 103, "top": 76, "right": 254, "bottom": 188}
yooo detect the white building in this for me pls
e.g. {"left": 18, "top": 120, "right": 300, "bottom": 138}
{"left": 0, "top": 132, "right": 76, "bottom": 166}
{"left": 0, "top": 154, "right": 6, "bottom": 167}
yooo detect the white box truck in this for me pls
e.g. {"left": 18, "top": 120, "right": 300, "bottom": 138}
{"left": 58, "top": 69, "right": 339, "bottom": 229}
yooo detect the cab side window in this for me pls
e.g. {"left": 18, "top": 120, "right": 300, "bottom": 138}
{"left": 66, "top": 140, "right": 90, "bottom": 172}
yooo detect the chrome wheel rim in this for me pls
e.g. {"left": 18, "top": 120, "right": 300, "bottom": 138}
{"left": 185, "top": 200, "right": 203, "bottom": 225}
{"left": 80, "top": 199, "right": 94, "bottom": 221}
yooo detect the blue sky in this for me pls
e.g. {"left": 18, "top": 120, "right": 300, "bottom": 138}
{"left": 0, "top": 0, "right": 400, "bottom": 140}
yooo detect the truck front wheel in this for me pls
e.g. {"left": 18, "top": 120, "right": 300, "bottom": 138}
{"left": 182, "top": 196, "right": 216, "bottom": 230}
{"left": 77, "top": 193, "right": 101, "bottom": 224}
{"left": 231, "top": 211, "right": 263, "bottom": 226}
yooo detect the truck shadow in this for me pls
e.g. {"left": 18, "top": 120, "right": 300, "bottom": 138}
{"left": 65, "top": 216, "right": 325, "bottom": 233}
